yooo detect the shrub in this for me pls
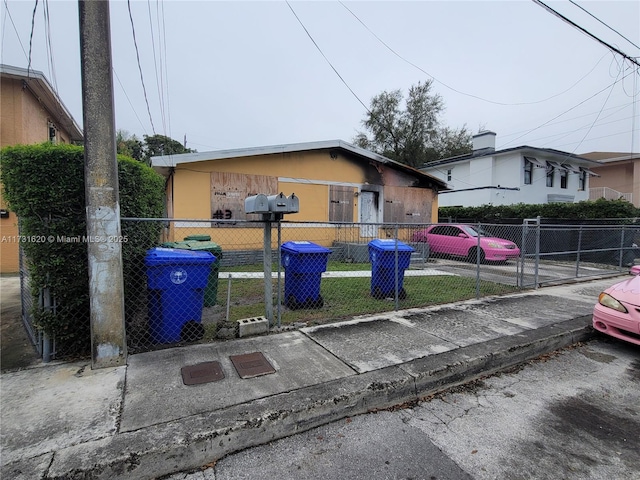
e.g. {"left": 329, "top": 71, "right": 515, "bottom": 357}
{"left": 439, "top": 198, "right": 640, "bottom": 223}
{"left": 0, "top": 144, "right": 164, "bottom": 356}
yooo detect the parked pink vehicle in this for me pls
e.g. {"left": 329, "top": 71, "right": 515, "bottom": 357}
{"left": 592, "top": 265, "right": 640, "bottom": 346}
{"left": 412, "top": 224, "right": 520, "bottom": 263}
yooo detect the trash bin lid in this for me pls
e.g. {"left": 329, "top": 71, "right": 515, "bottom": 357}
{"left": 183, "top": 235, "right": 212, "bottom": 241}
{"left": 163, "top": 240, "right": 222, "bottom": 255}
{"left": 281, "top": 241, "right": 332, "bottom": 254}
{"left": 145, "top": 247, "right": 216, "bottom": 266}
{"left": 368, "top": 238, "right": 415, "bottom": 252}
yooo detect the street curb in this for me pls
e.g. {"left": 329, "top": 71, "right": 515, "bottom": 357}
{"left": 5, "top": 317, "right": 594, "bottom": 480}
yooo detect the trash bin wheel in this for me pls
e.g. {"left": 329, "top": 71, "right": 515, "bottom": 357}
{"left": 312, "top": 295, "right": 324, "bottom": 309}
{"left": 181, "top": 320, "right": 205, "bottom": 342}
{"left": 286, "top": 294, "right": 299, "bottom": 310}
{"left": 372, "top": 286, "right": 384, "bottom": 299}
{"left": 399, "top": 288, "right": 407, "bottom": 300}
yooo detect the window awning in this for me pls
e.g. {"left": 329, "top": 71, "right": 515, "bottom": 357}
{"left": 524, "top": 156, "right": 546, "bottom": 168}
{"left": 563, "top": 164, "right": 582, "bottom": 174}
{"left": 580, "top": 167, "right": 600, "bottom": 177}
{"left": 547, "top": 160, "right": 569, "bottom": 172}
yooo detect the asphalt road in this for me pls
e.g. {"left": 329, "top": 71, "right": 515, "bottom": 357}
{"left": 170, "top": 336, "right": 640, "bottom": 480}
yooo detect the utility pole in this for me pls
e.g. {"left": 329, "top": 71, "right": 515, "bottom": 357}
{"left": 79, "top": 0, "right": 127, "bottom": 368}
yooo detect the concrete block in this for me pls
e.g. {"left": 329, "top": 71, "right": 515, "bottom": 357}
{"left": 237, "top": 317, "right": 269, "bottom": 337}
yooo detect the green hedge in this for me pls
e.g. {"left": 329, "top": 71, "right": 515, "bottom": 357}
{"left": 439, "top": 198, "right": 640, "bottom": 223}
{"left": 0, "top": 143, "right": 164, "bottom": 355}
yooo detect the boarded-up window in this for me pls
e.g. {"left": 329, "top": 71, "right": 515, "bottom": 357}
{"left": 329, "top": 185, "right": 354, "bottom": 222}
{"left": 383, "top": 186, "right": 432, "bottom": 224}
{"left": 211, "top": 172, "right": 277, "bottom": 222}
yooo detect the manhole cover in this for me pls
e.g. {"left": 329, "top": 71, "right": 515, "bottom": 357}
{"left": 181, "top": 361, "right": 225, "bottom": 385}
{"left": 229, "top": 352, "right": 276, "bottom": 379}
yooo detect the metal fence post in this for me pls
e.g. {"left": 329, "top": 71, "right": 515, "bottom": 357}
{"left": 575, "top": 225, "right": 583, "bottom": 278}
{"left": 475, "top": 222, "right": 481, "bottom": 298}
{"left": 519, "top": 222, "right": 526, "bottom": 288}
{"left": 262, "top": 216, "right": 273, "bottom": 326}
{"left": 394, "top": 224, "right": 399, "bottom": 311}
{"left": 276, "top": 219, "right": 282, "bottom": 327}
{"left": 534, "top": 217, "right": 541, "bottom": 288}
{"left": 619, "top": 225, "right": 626, "bottom": 269}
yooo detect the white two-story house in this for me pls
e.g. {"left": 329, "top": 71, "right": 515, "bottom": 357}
{"left": 421, "top": 131, "right": 601, "bottom": 207}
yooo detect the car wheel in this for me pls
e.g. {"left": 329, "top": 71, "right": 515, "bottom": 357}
{"left": 468, "top": 247, "right": 485, "bottom": 264}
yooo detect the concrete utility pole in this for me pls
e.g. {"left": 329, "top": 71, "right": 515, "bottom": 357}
{"left": 79, "top": 0, "right": 127, "bottom": 368}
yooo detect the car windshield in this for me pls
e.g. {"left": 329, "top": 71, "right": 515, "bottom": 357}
{"left": 461, "top": 225, "right": 480, "bottom": 237}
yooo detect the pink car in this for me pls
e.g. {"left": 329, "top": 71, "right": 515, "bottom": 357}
{"left": 412, "top": 224, "right": 520, "bottom": 262}
{"left": 592, "top": 265, "right": 640, "bottom": 346}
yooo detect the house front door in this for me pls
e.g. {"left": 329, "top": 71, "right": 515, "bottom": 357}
{"left": 359, "top": 191, "right": 378, "bottom": 238}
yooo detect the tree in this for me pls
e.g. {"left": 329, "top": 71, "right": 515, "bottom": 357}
{"left": 116, "top": 130, "right": 144, "bottom": 163}
{"left": 354, "top": 80, "right": 472, "bottom": 167}
{"left": 142, "top": 134, "right": 194, "bottom": 165}
{"left": 115, "top": 131, "right": 195, "bottom": 166}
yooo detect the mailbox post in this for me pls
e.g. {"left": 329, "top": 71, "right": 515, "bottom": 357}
{"left": 245, "top": 193, "right": 299, "bottom": 325}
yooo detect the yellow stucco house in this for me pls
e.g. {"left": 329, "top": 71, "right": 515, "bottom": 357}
{"left": 0, "top": 64, "right": 83, "bottom": 273}
{"left": 151, "top": 140, "right": 447, "bottom": 252}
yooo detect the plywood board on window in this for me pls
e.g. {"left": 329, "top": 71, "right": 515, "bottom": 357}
{"left": 211, "top": 172, "right": 277, "bottom": 223}
{"left": 329, "top": 185, "right": 354, "bottom": 223}
{"left": 383, "top": 186, "right": 433, "bottom": 224}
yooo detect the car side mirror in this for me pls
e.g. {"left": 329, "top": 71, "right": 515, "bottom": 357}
{"left": 458, "top": 233, "right": 467, "bottom": 238}
{"left": 630, "top": 265, "right": 640, "bottom": 275}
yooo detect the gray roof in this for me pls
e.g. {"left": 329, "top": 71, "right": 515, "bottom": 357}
{"left": 423, "top": 145, "right": 602, "bottom": 169}
{"left": 151, "top": 139, "right": 448, "bottom": 189}
{"left": 0, "top": 64, "right": 83, "bottom": 142}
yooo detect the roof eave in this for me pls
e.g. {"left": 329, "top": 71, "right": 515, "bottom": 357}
{"left": 151, "top": 139, "right": 447, "bottom": 189}
{"left": 0, "top": 64, "right": 83, "bottom": 142}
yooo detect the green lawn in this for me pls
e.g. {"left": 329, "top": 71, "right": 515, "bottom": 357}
{"left": 205, "top": 274, "right": 516, "bottom": 340}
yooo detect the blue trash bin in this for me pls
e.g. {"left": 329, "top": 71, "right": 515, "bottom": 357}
{"left": 145, "top": 247, "right": 216, "bottom": 343}
{"left": 281, "top": 241, "right": 331, "bottom": 309}
{"left": 368, "top": 239, "right": 414, "bottom": 299}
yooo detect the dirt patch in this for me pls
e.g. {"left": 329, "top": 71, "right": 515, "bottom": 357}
{"left": 1, "top": 276, "right": 40, "bottom": 371}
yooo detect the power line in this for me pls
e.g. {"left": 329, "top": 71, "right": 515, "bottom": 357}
{"left": 285, "top": 1, "right": 370, "bottom": 114}
{"left": 27, "top": 0, "right": 38, "bottom": 74}
{"left": 2, "top": 0, "right": 28, "bottom": 61}
{"left": 569, "top": 0, "right": 640, "bottom": 51}
{"left": 502, "top": 70, "right": 636, "bottom": 148}
{"left": 127, "top": 0, "right": 156, "bottom": 135}
{"left": 43, "top": 0, "right": 57, "bottom": 93}
{"left": 339, "top": 1, "right": 609, "bottom": 107}
{"left": 532, "top": 0, "right": 640, "bottom": 68}
{"left": 113, "top": 68, "right": 148, "bottom": 136}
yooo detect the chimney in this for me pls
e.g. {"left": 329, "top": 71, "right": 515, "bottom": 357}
{"left": 472, "top": 130, "right": 496, "bottom": 153}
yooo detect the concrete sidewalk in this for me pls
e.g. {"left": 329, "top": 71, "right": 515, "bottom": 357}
{"left": 0, "top": 276, "right": 618, "bottom": 480}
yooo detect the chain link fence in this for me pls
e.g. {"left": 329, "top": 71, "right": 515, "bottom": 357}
{"left": 17, "top": 218, "right": 639, "bottom": 358}
{"left": 120, "top": 218, "right": 638, "bottom": 354}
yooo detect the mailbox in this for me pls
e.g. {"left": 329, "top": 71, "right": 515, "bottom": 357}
{"left": 245, "top": 192, "right": 299, "bottom": 215}
{"left": 287, "top": 193, "right": 299, "bottom": 213}
{"left": 267, "top": 193, "right": 299, "bottom": 214}
{"left": 244, "top": 194, "right": 270, "bottom": 214}
{"left": 267, "top": 193, "right": 290, "bottom": 213}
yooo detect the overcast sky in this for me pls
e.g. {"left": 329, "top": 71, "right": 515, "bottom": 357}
{"left": 2, "top": 1, "right": 639, "bottom": 156}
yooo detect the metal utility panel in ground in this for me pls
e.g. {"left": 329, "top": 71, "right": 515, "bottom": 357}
{"left": 120, "top": 332, "right": 356, "bottom": 432}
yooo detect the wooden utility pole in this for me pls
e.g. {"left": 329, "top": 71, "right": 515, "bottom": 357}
{"left": 79, "top": 0, "right": 127, "bottom": 368}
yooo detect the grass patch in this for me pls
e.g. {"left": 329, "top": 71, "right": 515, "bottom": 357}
{"left": 220, "top": 261, "right": 371, "bottom": 273}
{"left": 214, "top": 274, "right": 517, "bottom": 327}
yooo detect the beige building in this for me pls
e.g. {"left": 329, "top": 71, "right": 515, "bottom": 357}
{"left": 152, "top": 140, "right": 447, "bottom": 251}
{"left": 1, "top": 64, "right": 83, "bottom": 273}
{"left": 581, "top": 152, "right": 640, "bottom": 208}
